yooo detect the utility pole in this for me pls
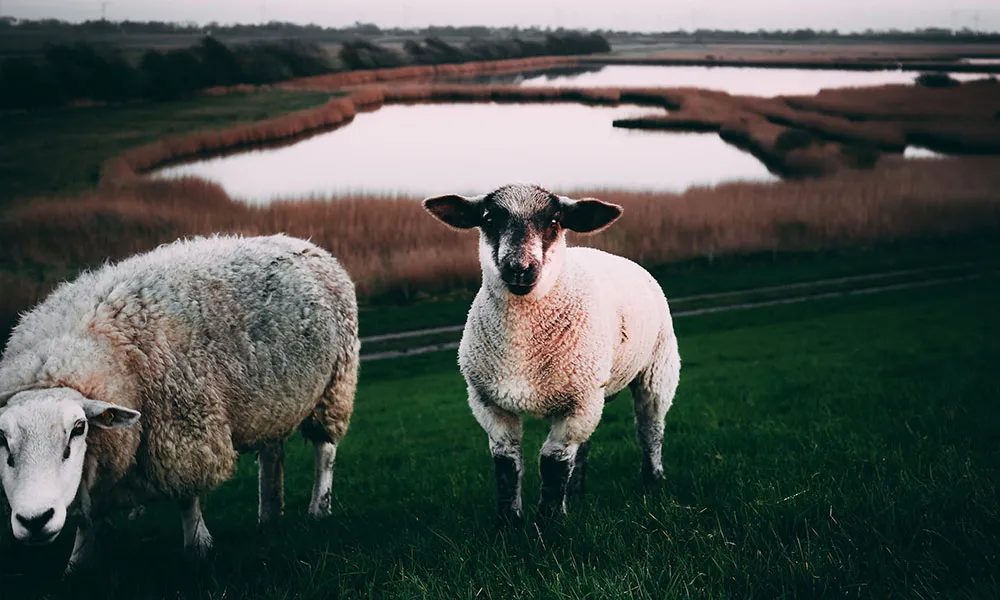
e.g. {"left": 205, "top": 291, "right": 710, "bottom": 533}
{"left": 101, "top": 1, "right": 108, "bottom": 21}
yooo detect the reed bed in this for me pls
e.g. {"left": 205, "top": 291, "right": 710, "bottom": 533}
{"left": 9, "top": 63, "right": 1000, "bottom": 341}
{"left": 101, "top": 72, "right": 1000, "bottom": 188}
{"left": 6, "top": 155, "right": 999, "bottom": 341}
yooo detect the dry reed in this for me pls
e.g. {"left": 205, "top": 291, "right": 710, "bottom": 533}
{"left": 7, "top": 156, "right": 999, "bottom": 330}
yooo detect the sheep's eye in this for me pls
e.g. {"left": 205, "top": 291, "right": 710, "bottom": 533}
{"left": 71, "top": 420, "right": 86, "bottom": 438}
{"left": 482, "top": 210, "right": 493, "bottom": 223}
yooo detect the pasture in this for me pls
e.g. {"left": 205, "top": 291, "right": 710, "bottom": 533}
{"left": 3, "top": 239, "right": 998, "bottom": 599}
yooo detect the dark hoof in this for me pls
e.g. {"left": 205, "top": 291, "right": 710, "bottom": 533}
{"left": 533, "top": 502, "right": 567, "bottom": 529}
{"left": 566, "top": 476, "right": 586, "bottom": 499}
{"left": 495, "top": 508, "right": 524, "bottom": 530}
{"left": 641, "top": 467, "right": 665, "bottom": 488}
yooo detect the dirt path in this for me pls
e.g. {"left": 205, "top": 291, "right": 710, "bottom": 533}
{"left": 359, "top": 263, "right": 978, "bottom": 351}
{"left": 360, "top": 265, "right": 996, "bottom": 362}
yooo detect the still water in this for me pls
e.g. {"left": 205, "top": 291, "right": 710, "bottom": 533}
{"left": 156, "top": 103, "right": 777, "bottom": 203}
{"left": 515, "top": 64, "right": 984, "bottom": 96}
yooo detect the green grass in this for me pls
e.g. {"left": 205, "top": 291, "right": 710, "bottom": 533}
{"left": 3, "top": 244, "right": 999, "bottom": 599}
{"left": 0, "top": 90, "right": 335, "bottom": 204}
{"left": 357, "top": 234, "right": 1000, "bottom": 338}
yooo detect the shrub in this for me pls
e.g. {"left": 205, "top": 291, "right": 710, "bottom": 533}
{"left": 338, "top": 39, "right": 406, "bottom": 70}
{"left": 240, "top": 48, "right": 294, "bottom": 84}
{"left": 139, "top": 49, "right": 206, "bottom": 101}
{"left": 242, "top": 40, "right": 333, "bottom": 77}
{"left": 197, "top": 36, "right": 244, "bottom": 86}
{"left": 0, "top": 56, "right": 65, "bottom": 108}
{"left": 915, "top": 73, "right": 961, "bottom": 88}
{"left": 774, "top": 129, "right": 815, "bottom": 154}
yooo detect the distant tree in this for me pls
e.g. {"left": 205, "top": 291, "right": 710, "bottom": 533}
{"left": 245, "top": 40, "right": 333, "bottom": 77}
{"left": 240, "top": 48, "right": 293, "bottom": 84}
{"left": 0, "top": 56, "right": 65, "bottom": 109}
{"left": 338, "top": 39, "right": 405, "bottom": 70}
{"left": 197, "top": 36, "right": 244, "bottom": 86}
{"left": 139, "top": 49, "right": 205, "bottom": 101}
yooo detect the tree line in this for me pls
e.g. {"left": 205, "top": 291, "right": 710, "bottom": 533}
{"left": 0, "top": 32, "right": 610, "bottom": 110}
{"left": 2, "top": 18, "right": 998, "bottom": 42}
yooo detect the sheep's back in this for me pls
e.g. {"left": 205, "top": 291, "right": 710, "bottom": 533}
{"left": 3, "top": 235, "right": 358, "bottom": 499}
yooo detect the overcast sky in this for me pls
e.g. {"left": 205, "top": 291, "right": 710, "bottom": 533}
{"left": 5, "top": 1, "right": 999, "bottom": 32}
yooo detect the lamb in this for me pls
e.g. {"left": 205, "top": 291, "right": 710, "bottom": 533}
{"left": 423, "top": 183, "right": 680, "bottom": 523}
{"left": 0, "top": 234, "right": 359, "bottom": 572}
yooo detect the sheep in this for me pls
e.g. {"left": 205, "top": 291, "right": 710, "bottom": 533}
{"left": 0, "top": 234, "right": 359, "bottom": 572}
{"left": 423, "top": 184, "right": 680, "bottom": 523}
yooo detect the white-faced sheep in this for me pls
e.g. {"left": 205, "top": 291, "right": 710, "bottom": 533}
{"left": 0, "top": 234, "right": 359, "bottom": 572}
{"left": 423, "top": 184, "right": 680, "bottom": 523}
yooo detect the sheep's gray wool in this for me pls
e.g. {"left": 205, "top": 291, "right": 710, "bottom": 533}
{"left": 0, "top": 234, "right": 359, "bottom": 569}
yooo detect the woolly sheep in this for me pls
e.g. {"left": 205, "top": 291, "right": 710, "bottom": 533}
{"left": 423, "top": 184, "right": 680, "bottom": 523}
{"left": 0, "top": 234, "right": 359, "bottom": 572}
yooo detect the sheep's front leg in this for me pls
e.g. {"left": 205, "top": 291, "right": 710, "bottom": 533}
{"left": 179, "top": 496, "right": 213, "bottom": 558}
{"left": 66, "top": 464, "right": 97, "bottom": 574}
{"left": 258, "top": 441, "right": 285, "bottom": 523}
{"left": 469, "top": 387, "right": 524, "bottom": 525}
{"left": 538, "top": 394, "right": 604, "bottom": 521}
{"left": 66, "top": 523, "right": 96, "bottom": 575}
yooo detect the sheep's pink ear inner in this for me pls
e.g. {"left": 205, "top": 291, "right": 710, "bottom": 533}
{"left": 558, "top": 196, "right": 623, "bottom": 234}
{"left": 422, "top": 194, "right": 483, "bottom": 229}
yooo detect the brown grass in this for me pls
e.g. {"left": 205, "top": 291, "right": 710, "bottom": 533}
{"left": 103, "top": 67, "right": 1000, "bottom": 187}
{"left": 613, "top": 83, "right": 1000, "bottom": 175}
{"left": 5, "top": 155, "right": 1000, "bottom": 340}
{"left": 8, "top": 63, "right": 1000, "bottom": 339}
{"left": 221, "top": 56, "right": 586, "bottom": 93}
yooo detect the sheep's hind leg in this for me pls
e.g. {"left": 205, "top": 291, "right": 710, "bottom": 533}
{"left": 566, "top": 440, "right": 590, "bottom": 499}
{"left": 179, "top": 496, "right": 213, "bottom": 558}
{"left": 258, "top": 441, "right": 285, "bottom": 523}
{"left": 469, "top": 387, "right": 525, "bottom": 525}
{"left": 308, "top": 441, "right": 338, "bottom": 518}
{"left": 630, "top": 342, "right": 680, "bottom": 485}
{"left": 303, "top": 350, "right": 358, "bottom": 519}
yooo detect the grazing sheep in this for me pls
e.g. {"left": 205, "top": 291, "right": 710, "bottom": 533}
{"left": 0, "top": 234, "right": 359, "bottom": 572}
{"left": 423, "top": 184, "right": 680, "bottom": 523}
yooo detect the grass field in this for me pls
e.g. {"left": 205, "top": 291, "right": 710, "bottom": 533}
{"left": 2, "top": 239, "right": 998, "bottom": 599}
{"left": 0, "top": 90, "right": 334, "bottom": 204}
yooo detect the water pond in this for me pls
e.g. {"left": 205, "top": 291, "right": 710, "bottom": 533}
{"left": 156, "top": 103, "right": 778, "bottom": 203}
{"left": 511, "top": 64, "right": 985, "bottom": 96}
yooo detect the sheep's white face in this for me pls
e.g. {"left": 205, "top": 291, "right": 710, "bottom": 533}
{"left": 0, "top": 388, "right": 140, "bottom": 545}
{"left": 423, "top": 184, "right": 622, "bottom": 298}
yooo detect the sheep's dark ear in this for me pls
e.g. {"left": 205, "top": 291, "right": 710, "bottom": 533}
{"left": 80, "top": 399, "right": 141, "bottom": 430}
{"left": 558, "top": 196, "right": 623, "bottom": 234}
{"left": 422, "top": 194, "right": 485, "bottom": 230}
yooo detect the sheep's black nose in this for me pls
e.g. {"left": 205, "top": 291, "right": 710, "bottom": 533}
{"left": 502, "top": 262, "right": 538, "bottom": 286}
{"left": 16, "top": 508, "right": 55, "bottom": 533}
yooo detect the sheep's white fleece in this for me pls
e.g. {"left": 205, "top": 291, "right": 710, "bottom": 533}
{"left": 0, "top": 234, "right": 359, "bottom": 507}
{"left": 460, "top": 246, "right": 678, "bottom": 439}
